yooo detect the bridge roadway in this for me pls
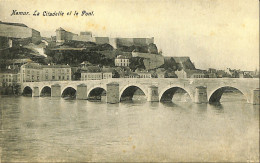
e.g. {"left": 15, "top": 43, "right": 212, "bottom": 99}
{"left": 21, "top": 78, "right": 259, "bottom": 104}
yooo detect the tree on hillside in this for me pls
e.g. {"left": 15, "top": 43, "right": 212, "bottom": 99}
{"left": 148, "top": 43, "right": 158, "bottom": 54}
{"left": 163, "top": 57, "right": 178, "bottom": 71}
{"left": 129, "top": 57, "right": 145, "bottom": 71}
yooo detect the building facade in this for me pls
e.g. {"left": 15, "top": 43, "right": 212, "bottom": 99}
{"left": 175, "top": 69, "right": 205, "bottom": 78}
{"left": 115, "top": 55, "right": 130, "bottom": 67}
{"left": 0, "top": 72, "right": 20, "bottom": 86}
{"left": 42, "top": 65, "right": 71, "bottom": 81}
{"left": 81, "top": 72, "right": 103, "bottom": 80}
{"left": 20, "top": 63, "right": 71, "bottom": 82}
{"left": 137, "top": 72, "right": 152, "bottom": 78}
{"left": 80, "top": 66, "right": 113, "bottom": 80}
{"left": 20, "top": 63, "right": 43, "bottom": 82}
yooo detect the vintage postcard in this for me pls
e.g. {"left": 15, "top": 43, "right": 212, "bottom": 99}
{"left": 0, "top": 0, "right": 259, "bottom": 162}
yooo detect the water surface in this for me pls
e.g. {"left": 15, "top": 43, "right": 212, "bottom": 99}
{"left": 0, "top": 93, "right": 259, "bottom": 162}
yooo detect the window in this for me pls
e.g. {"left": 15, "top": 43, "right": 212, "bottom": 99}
{"left": 52, "top": 76, "right": 55, "bottom": 80}
{"left": 67, "top": 75, "right": 69, "bottom": 80}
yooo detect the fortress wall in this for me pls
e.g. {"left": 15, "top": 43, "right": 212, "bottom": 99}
{"left": 132, "top": 52, "right": 164, "bottom": 69}
{"left": 31, "top": 29, "right": 41, "bottom": 44}
{"left": 143, "top": 55, "right": 164, "bottom": 69}
{"left": 117, "top": 38, "right": 134, "bottom": 47}
{"left": 65, "top": 31, "right": 77, "bottom": 41}
{"left": 72, "top": 35, "right": 93, "bottom": 42}
{"left": 0, "top": 24, "right": 32, "bottom": 38}
{"left": 94, "top": 37, "right": 110, "bottom": 44}
{"left": 108, "top": 38, "right": 117, "bottom": 49}
{"left": 132, "top": 52, "right": 152, "bottom": 58}
{"left": 112, "top": 37, "right": 154, "bottom": 47}
{"left": 146, "top": 37, "right": 154, "bottom": 45}
{"left": 133, "top": 38, "right": 154, "bottom": 46}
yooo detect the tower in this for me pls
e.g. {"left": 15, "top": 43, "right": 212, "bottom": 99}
{"left": 56, "top": 27, "right": 66, "bottom": 43}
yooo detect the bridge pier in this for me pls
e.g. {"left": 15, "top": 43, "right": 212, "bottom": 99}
{"left": 33, "top": 87, "right": 40, "bottom": 97}
{"left": 76, "top": 84, "right": 88, "bottom": 100}
{"left": 106, "top": 82, "right": 119, "bottom": 104}
{"left": 252, "top": 88, "right": 260, "bottom": 105}
{"left": 147, "top": 86, "right": 159, "bottom": 102}
{"left": 51, "top": 84, "right": 61, "bottom": 97}
{"left": 194, "top": 86, "right": 208, "bottom": 103}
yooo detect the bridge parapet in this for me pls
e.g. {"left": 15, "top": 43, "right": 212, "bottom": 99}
{"left": 20, "top": 78, "right": 259, "bottom": 104}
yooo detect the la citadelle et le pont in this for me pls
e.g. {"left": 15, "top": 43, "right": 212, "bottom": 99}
{"left": 11, "top": 10, "right": 94, "bottom": 16}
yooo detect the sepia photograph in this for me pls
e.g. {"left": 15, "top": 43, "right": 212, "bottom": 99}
{"left": 0, "top": 0, "right": 259, "bottom": 162}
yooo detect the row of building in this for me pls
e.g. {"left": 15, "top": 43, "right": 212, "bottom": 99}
{"left": 1, "top": 61, "right": 258, "bottom": 88}
{"left": 0, "top": 62, "right": 161, "bottom": 87}
{"left": 0, "top": 63, "right": 72, "bottom": 87}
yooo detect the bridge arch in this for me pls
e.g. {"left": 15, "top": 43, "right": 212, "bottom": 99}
{"left": 119, "top": 84, "right": 147, "bottom": 101}
{"left": 40, "top": 86, "right": 51, "bottom": 96}
{"left": 159, "top": 86, "right": 193, "bottom": 102}
{"left": 22, "top": 86, "right": 33, "bottom": 96}
{"left": 61, "top": 85, "right": 77, "bottom": 95}
{"left": 208, "top": 86, "right": 248, "bottom": 103}
{"left": 61, "top": 87, "right": 77, "bottom": 98}
{"left": 87, "top": 86, "right": 106, "bottom": 101}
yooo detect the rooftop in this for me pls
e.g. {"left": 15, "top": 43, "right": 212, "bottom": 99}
{"left": 0, "top": 69, "right": 19, "bottom": 74}
{"left": 81, "top": 66, "right": 101, "bottom": 73}
{"left": 42, "top": 65, "right": 70, "bottom": 68}
{"left": 116, "top": 55, "right": 129, "bottom": 59}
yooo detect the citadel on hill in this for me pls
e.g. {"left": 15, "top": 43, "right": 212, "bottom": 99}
{"left": 55, "top": 27, "right": 155, "bottom": 48}
{"left": 0, "top": 21, "right": 258, "bottom": 94}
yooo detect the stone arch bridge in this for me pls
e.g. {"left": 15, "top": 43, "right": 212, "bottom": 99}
{"left": 21, "top": 78, "right": 259, "bottom": 104}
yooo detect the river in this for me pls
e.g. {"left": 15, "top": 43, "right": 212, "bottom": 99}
{"left": 0, "top": 92, "right": 259, "bottom": 162}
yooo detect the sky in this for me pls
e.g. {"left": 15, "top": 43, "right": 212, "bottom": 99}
{"left": 0, "top": 0, "right": 259, "bottom": 70}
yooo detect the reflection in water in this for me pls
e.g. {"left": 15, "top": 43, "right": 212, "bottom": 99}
{"left": 0, "top": 92, "right": 259, "bottom": 162}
